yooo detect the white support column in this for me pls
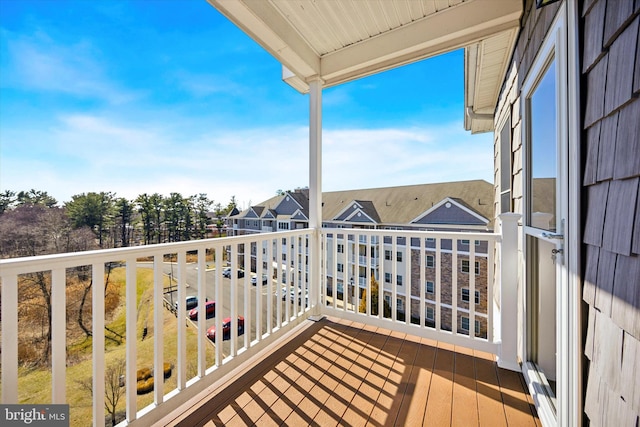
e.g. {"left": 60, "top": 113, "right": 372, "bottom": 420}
{"left": 497, "top": 212, "right": 521, "bottom": 371}
{"left": 309, "top": 77, "right": 323, "bottom": 320}
{"left": 1, "top": 273, "right": 18, "bottom": 404}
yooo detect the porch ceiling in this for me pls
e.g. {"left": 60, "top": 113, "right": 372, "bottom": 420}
{"left": 207, "top": 0, "right": 522, "bottom": 133}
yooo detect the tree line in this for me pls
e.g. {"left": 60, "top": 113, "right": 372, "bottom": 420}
{"left": 0, "top": 189, "right": 237, "bottom": 258}
{"left": 0, "top": 189, "right": 237, "bottom": 369}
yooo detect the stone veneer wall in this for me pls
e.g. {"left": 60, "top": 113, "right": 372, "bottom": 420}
{"left": 410, "top": 249, "right": 489, "bottom": 338}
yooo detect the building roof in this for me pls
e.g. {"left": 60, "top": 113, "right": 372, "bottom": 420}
{"left": 235, "top": 179, "right": 494, "bottom": 228}
{"left": 321, "top": 179, "right": 493, "bottom": 226}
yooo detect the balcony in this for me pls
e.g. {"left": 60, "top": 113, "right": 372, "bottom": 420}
{"left": 0, "top": 218, "right": 526, "bottom": 426}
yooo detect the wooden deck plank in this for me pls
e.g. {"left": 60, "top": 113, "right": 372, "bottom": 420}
{"left": 423, "top": 341, "right": 455, "bottom": 426}
{"left": 474, "top": 355, "right": 508, "bottom": 427}
{"left": 451, "top": 351, "right": 480, "bottom": 427}
{"left": 166, "top": 318, "right": 539, "bottom": 427}
{"left": 391, "top": 335, "right": 430, "bottom": 426}
{"left": 497, "top": 368, "right": 539, "bottom": 427}
{"left": 364, "top": 329, "right": 406, "bottom": 426}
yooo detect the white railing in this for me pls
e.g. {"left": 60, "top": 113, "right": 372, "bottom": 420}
{"left": 0, "top": 230, "right": 312, "bottom": 427}
{"left": 358, "top": 254, "right": 379, "bottom": 267}
{"left": 0, "top": 219, "right": 519, "bottom": 426}
{"left": 320, "top": 228, "right": 501, "bottom": 354}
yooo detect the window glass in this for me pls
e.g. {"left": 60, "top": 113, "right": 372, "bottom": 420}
{"left": 528, "top": 60, "right": 557, "bottom": 231}
{"left": 426, "top": 281, "right": 434, "bottom": 293}
{"left": 500, "top": 115, "right": 512, "bottom": 213}
{"left": 426, "top": 255, "right": 435, "bottom": 268}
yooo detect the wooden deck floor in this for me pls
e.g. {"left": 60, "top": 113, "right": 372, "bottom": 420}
{"left": 165, "top": 317, "right": 540, "bottom": 427}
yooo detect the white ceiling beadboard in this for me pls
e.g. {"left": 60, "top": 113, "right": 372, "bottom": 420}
{"left": 208, "top": 0, "right": 522, "bottom": 132}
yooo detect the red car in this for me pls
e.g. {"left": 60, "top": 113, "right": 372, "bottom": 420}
{"left": 188, "top": 300, "right": 215, "bottom": 321}
{"left": 206, "top": 316, "right": 245, "bottom": 341}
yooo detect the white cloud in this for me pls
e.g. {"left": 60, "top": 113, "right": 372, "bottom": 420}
{"left": 322, "top": 123, "right": 493, "bottom": 191}
{"left": 2, "top": 30, "right": 139, "bottom": 104}
{"left": 1, "top": 111, "right": 493, "bottom": 209}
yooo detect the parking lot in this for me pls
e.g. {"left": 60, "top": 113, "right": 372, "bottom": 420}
{"left": 162, "top": 262, "right": 305, "bottom": 358}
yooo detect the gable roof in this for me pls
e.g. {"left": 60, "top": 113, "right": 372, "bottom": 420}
{"left": 333, "top": 200, "right": 382, "bottom": 224}
{"left": 262, "top": 209, "right": 277, "bottom": 219}
{"left": 291, "top": 209, "right": 308, "bottom": 221}
{"left": 240, "top": 180, "right": 494, "bottom": 228}
{"left": 411, "top": 197, "right": 489, "bottom": 226}
{"left": 321, "top": 180, "right": 493, "bottom": 226}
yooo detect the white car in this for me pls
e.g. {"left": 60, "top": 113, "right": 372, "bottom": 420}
{"left": 251, "top": 274, "right": 268, "bottom": 285}
{"left": 222, "top": 267, "right": 232, "bottom": 278}
{"left": 175, "top": 295, "right": 198, "bottom": 311}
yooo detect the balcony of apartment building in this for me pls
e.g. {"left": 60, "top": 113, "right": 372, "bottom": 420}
{"left": 0, "top": 218, "right": 535, "bottom": 426}
{"left": 0, "top": 1, "right": 542, "bottom": 426}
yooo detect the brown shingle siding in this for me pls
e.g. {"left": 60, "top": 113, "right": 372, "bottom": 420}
{"left": 591, "top": 310, "right": 624, "bottom": 392}
{"left": 596, "top": 111, "right": 619, "bottom": 180}
{"left": 613, "top": 97, "right": 640, "bottom": 180}
{"left": 583, "top": 245, "right": 600, "bottom": 305}
{"left": 621, "top": 333, "right": 640, "bottom": 413}
{"left": 636, "top": 17, "right": 640, "bottom": 95}
{"left": 602, "top": 178, "right": 639, "bottom": 255}
{"left": 611, "top": 253, "right": 640, "bottom": 339}
{"left": 603, "top": 0, "right": 637, "bottom": 48}
{"left": 584, "top": 366, "right": 602, "bottom": 421}
{"left": 583, "top": 0, "right": 607, "bottom": 73}
{"left": 584, "top": 54, "right": 608, "bottom": 128}
{"left": 594, "top": 248, "right": 617, "bottom": 316}
{"left": 581, "top": 2, "right": 640, "bottom": 423}
{"left": 583, "top": 181, "right": 610, "bottom": 246}
{"left": 604, "top": 16, "right": 639, "bottom": 115}
{"left": 583, "top": 0, "right": 600, "bottom": 17}
{"left": 584, "top": 121, "right": 601, "bottom": 185}
{"left": 634, "top": 191, "right": 640, "bottom": 254}
{"left": 585, "top": 306, "right": 596, "bottom": 360}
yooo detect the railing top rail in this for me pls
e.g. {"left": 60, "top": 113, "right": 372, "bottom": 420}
{"left": 321, "top": 228, "right": 500, "bottom": 241}
{"left": 0, "top": 229, "right": 313, "bottom": 274}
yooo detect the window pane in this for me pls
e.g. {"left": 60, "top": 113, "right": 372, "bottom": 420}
{"left": 528, "top": 59, "right": 557, "bottom": 231}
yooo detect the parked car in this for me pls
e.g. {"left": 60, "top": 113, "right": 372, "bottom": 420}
{"left": 188, "top": 300, "right": 215, "bottom": 321}
{"left": 299, "top": 295, "right": 309, "bottom": 307}
{"left": 223, "top": 268, "right": 245, "bottom": 278}
{"left": 289, "top": 288, "right": 302, "bottom": 303}
{"left": 251, "top": 274, "right": 268, "bottom": 285}
{"left": 206, "top": 316, "right": 245, "bottom": 341}
{"left": 175, "top": 296, "right": 198, "bottom": 311}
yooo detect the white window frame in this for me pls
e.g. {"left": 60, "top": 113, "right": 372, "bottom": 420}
{"left": 518, "top": 3, "right": 580, "bottom": 426}
{"left": 461, "top": 260, "right": 480, "bottom": 275}
{"left": 426, "top": 281, "right": 434, "bottom": 294}
{"left": 460, "top": 316, "right": 480, "bottom": 334}
{"left": 461, "top": 288, "right": 480, "bottom": 305}
{"left": 426, "top": 255, "right": 435, "bottom": 268}
{"left": 426, "top": 306, "right": 435, "bottom": 321}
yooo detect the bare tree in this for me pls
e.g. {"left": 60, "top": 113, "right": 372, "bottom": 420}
{"left": 77, "top": 357, "right": 126, "bottom": 426}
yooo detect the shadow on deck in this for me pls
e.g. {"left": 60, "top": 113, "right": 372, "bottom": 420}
{"left": 163, "top": 317, "right": 539, "bottom": 427}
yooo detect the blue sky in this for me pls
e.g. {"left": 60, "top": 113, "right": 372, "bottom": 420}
{"left": 0, "top": 0, "right": 493, "bottom": 209}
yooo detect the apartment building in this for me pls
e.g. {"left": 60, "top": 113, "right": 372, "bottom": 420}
{"left": 226, "top": 180, "right": 495, "bottom": 336}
